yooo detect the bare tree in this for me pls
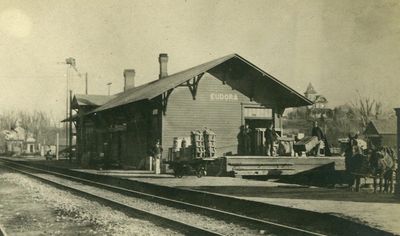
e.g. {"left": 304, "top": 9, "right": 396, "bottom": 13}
{"left": 350, "top": 92, "right": 383, "bottom": 129}
{"left": 0, "top": 109, "right": 58, "bottom": 144}
{"left": 374, "top": 101, "right": 382, "bottom": 119}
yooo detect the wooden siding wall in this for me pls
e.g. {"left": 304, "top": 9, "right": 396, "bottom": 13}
{"left": 381, "top": 134, "right": 397, "bottom": 149}
{"left": 80, "top": 108, "right": 157, "bottom": 168}
{"left": 123, "top": 106, "right": 160, "bottom": 167}
{"left": 162, "top": 73, "right": 255, "bottom": 158}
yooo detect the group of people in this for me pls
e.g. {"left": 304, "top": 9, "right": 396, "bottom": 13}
{"left": 237, "top": 123, "right": 279, "bottom": 156}
{"left": 237, "top": 121, "right": 331, "bottom": 157}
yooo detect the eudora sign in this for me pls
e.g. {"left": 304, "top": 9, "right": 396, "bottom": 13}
{"left": 210, "top": 93, "right": 238, "bottom": 101}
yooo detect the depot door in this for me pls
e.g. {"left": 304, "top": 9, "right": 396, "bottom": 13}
{"left": 242, "top": 105, "right": 273, "bottom": 155}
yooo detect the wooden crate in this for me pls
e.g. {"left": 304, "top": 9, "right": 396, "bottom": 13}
{"left": 293, "top": 136, "right": 319, "bottom": 153}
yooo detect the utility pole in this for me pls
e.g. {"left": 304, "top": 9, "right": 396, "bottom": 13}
{"left": 65, "top": 57, "right": 75, "bottom": 157}
{"left": 395, "top": 108, "right": 400, "bottom": 196}
{"left": 65, "top": 63, "right": 70, "bottom": 150}
{"left": 85, "top": 72, "right": 88, "bottom": 95}
{"left": 69, "top": 90, "right": 73, "bottom": 162}
{"left": 56, "top": 133, "right": 59, "bottom": 160}
{"left": 107, "top": 82, "right": 112, "bottom": 96}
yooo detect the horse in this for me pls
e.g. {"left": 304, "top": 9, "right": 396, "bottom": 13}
{"left": 344, "top": 135, "right": 370, "bottom": 192}
{"left": 369, "top": 147, "right": 396, "bottom": 193}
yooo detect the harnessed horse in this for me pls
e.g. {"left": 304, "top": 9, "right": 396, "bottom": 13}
{"left": 370, "top": 147, "right": 396, "bottom": 193}
{"left": 345, "top": 135, "right": 396, "bottom": 193}
{"left": 344, "top": 135, "right": 369, "bottom": 192}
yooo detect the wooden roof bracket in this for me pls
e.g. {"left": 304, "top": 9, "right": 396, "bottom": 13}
{"left": 276, "top": 106, "right": 285, "bottom": 117}
{"left": 160, "top": 72, "right": 204, "bottom": 114}
{"left": 161, "top": 88, "right": 174, "bottom": 115}
{"left": 178, "top": 73, "right": 204, "bottom": 100}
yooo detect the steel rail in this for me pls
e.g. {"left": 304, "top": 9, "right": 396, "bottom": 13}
{"left": 0, "top": 161, "right": 221, "bottom": 236}
{"left": 0, "top": 225, "right": 7, "bottom": 236}
{"left": 0, "top": 159, "right": 325, "bottom": 236}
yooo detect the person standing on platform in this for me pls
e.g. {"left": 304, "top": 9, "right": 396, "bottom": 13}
{"left": 265, "top": 123, "right": 277, "bottom": 156}
{"left": 151, "top": 139, "right": 163, "bottom": 174}
{"left": 243, "top": 124, "right": 252, "bottom": 155}
{"left": 311, "top": 121, "right": 324, "bottom": 156}
{"left": 237, "top": 125, "right": 246, "bottom": 155}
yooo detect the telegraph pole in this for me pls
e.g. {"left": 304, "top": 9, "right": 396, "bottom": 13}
{"left": 85, "top": 72, "right": 88, "bottom": 95}
{"left": 65, "top": 57, "right": 76, "bottom": 158}
{"left": 395, "top": 108, "right": 400, "bottom": 196}
{"left": 69, "top": 90, "right": 73, "bottom": 162}
{"left": 65, "top": 63, "right": 70, "bottom": 149}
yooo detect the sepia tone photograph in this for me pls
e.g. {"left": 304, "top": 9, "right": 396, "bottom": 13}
{"left": 0, "top": 0, "right": 399, "bottom": 235}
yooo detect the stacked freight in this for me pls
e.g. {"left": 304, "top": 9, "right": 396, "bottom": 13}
{"left": 203, "top": 129, "right": 216, "bottom": 157}
{"left": 191, "top": 130, "right": 205, "bottom": 158}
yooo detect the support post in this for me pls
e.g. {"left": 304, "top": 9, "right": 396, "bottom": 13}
{"left": 395, "top": 108, "right": 400, "bottom": 196}
{"left": 56, "top": 133, "right": 59, "bottom": 160}
{"left": 69, "top": 90, "right": 73, "bottom": 162}
{"left": 85, "top": 73, "right": 88, "bottom": 95}
{"left": 65, "top": 65, "right": 69, "bottom": 149}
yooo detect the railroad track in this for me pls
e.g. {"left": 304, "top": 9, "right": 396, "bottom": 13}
{"left": 0, "top": 160, "right": 221, "bottom": 236}
{"left": 0, "top": 159, "right": 324, "bottom": 236}
{"left": 0, "top": 224, "right": 7, "bottom": 236}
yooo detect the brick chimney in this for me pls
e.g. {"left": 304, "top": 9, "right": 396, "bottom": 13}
{"left": 123, "top": 69, "right": 135, "bottom": 91}
{"left": 159, "top": 53, "right": 168, "bottom": 79}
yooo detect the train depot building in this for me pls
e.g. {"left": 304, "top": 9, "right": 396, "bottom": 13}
{"left": 68, "top": 53, "right": 315, "bottom": 171}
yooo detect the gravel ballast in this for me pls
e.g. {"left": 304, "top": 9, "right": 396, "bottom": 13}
{"left": 0, "top": 168, "right": 182, "bottom": 235}
{"left": 34, "top": 172, "right": 266, "bottom": 235}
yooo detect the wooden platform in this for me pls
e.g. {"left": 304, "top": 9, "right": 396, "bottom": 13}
{"left": 224, "top": 156, "right": 345, "bottom": 176}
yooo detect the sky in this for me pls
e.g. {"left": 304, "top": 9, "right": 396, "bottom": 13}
{"left": 0, "top": 0, "right": 399, "bottom": 120}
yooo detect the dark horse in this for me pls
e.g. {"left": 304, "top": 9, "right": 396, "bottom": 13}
{"left": 345, "top": 135, "right": 396, "bottom": 193}
{"left": 370, "top": 147, "right": 396, "bottom": 193}
{"left": 344, "top": 135, "right": 369, "bottom": 192}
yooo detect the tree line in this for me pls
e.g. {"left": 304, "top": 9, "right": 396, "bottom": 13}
{"left": 0, "top": 110, "right": 64, "bottom": 145}
{"left": 285, "top": 96, "right": 395, "bottom": 145}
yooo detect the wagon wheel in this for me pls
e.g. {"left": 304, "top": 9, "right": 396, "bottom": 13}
{"left": 176, "top": 173, "right": 183, "bottom": 178}
{"left": 173, "top": 164, "right": 184, "bottom": 178}
{"left": 196, "top": 166, "right": 206, "bottom": 178}
{"left": 174, "top": 169, "right": 183, "bottom": 178}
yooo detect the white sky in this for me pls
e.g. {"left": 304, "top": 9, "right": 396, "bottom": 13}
{"left": 0, "top": 0, "right": 399, "bottom": 120}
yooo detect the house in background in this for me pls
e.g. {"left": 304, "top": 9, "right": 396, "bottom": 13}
{"left": 2, "top": 119, "right": 37, "bottom": 155}
{"left": 304, "top": 83, "right": 332, "bottom": 119}
{"left": 364, "top": 119, "right": 397, "bottom": 149}
{"left": 25, "top": 136, "right": 36, "bottom": 154}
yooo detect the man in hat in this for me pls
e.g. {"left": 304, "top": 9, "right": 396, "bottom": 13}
{"left": 311, "top": 121, "right": 324, "bottom": 156}
{"left": 265, "top": 123, "right": 278, "bottom": 156}
{"left": 150, "top": 139, "right": 163, "bottom": 174}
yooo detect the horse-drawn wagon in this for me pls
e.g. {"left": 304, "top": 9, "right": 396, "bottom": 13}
{"left": 344, "top": 135, "right": 396, "bottom": 193}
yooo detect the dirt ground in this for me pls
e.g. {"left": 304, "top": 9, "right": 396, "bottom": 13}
{"left": 189, "top": 183, "right": 400, "bottom": 235}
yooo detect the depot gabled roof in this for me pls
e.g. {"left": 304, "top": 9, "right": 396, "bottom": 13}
{"left": 72, "top": 94, "right": 116, "bottom": 109}
{"left": 89, "top": 53, "right": 312, "bottom": 114}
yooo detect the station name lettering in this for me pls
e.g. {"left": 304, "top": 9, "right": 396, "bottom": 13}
{"left": 210, "top": 93, "right": 238, "bottom": 101}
